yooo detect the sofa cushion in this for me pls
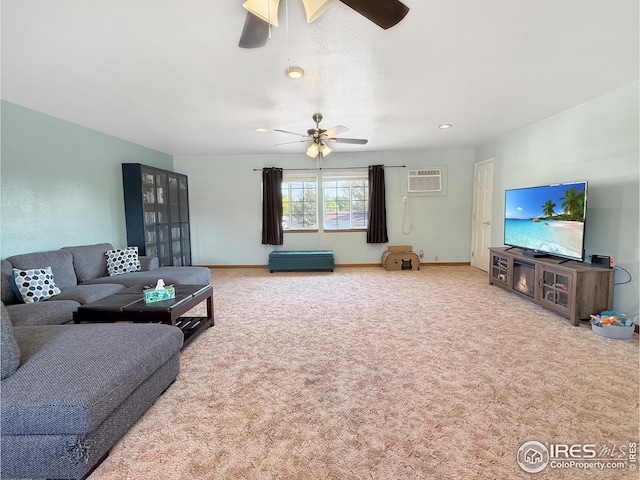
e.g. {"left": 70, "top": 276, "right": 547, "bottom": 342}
{"left": 55, "top": 283, "right": 125, "bottom": 304}
{"left": 80, "top": 266, "right": 211, "bottom": 287}
{"left": 5, "top": 300, "right": 80, "bottom": 327}
{"left": 1, "top": 323, "right": 183, "bottom": 435}
{"left": 0, "top": 302, "right": 20, "bottom": 380}
{"left": 62, "top": 243, "right": 114, "bottom": 283}
{"left": 140, "top": 255, "right": 159, "bottom": 271}
{"left": 105, "top": 247, "right": 141, "bottom": 276}
{"left": 1, "top": 260, "right": 18, "bottom": 305}
{"left": 12, "top": 267, "right": 62, "bottom": 303}
{"left": 7, "top": 249, "right": 77, "bottom": 289}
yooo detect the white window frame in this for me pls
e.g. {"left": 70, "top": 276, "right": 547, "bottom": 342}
{"left": 322, "top": 172, "right": 369, "bottom": 231}
{"left": 281, "top": 173, "right": 318, "bottom": 231}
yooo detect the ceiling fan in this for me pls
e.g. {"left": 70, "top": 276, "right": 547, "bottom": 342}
{"left": 239, "top": 0, "right": 410, "bottom": 48}
{"left": 274, "top": 112, "right": 368, "bottom": 158}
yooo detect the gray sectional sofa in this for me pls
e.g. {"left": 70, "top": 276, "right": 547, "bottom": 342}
{"left": 0, "top": 243, "right": 211, "bottom": 479}
{"left": 1, "top": 242, "right": 211, "bottom": 326}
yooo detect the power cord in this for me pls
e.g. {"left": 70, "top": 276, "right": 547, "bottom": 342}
{"left": 401, "top": 196, "right": 413, "bottom": 234}
{"left": 613, "top": 265, "right": 633, "bottom": 285}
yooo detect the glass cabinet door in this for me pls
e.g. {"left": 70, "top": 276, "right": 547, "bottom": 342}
{"left": 171, "top": 224, "right": 182, "bottom": 265}
{"left": 181, "top": 224, "right": 191, "bottom": 265}
{"left": 168, "top": 174, "right": 180, "bottom": 221}
{"left": 155, "top": 171, "right": 168, "bottom": 224}
{"left": 141, "top": 167, "right": 156, "bottom": 227}
{"left": 179, "top": 176, "right": 189, "bottom": 222}
{"left": 491, "top": 254, "right": 509, "bottom": 285}
{"left": 540, "top": 269, "right": 570, "bottom": 310}
{"left": 157, "top": 224, "right": 170, "bottom": 266}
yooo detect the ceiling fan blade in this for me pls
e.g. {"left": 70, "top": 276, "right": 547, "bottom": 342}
{"left": 274, "top": 139, "right": 311, "bottom": 146}
{"left": 327, "top": 137, "right": 368, "bottom": 144}
{"left": 239, "top": 12, "right": 270, "bottom": 48}
{"left": 322, "top": 125, "right": 349, "bottom": 138}
{"left": 273, "top": 128, "right": 309, "bottom": 137}
{"left": 338, "top": 0, "right": 409, "bottom": 29}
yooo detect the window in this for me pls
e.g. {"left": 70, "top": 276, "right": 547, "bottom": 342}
{"left": 280, "top": 172, "right": 369, "bottom": 232}
{"left": 323, "top": 174, "right": 369, "bottom": 230}
{"left": 281, "top": 175, "right": 318, "bottom": 230}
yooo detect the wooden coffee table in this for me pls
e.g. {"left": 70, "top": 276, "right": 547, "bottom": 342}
{"left": 73, "top": 284, "right": 213, "bottom": 349}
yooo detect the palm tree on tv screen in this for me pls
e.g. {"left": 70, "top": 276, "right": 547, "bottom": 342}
{"left": 542, "top": 200, "right": 556, "bottom": 218}
{"left": 559, "top": 186, "right": 585, "bottom": 221}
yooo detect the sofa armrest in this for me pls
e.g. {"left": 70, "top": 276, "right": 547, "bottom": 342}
{"left": 139, "top": 256, "right": 159, "bottom": 271}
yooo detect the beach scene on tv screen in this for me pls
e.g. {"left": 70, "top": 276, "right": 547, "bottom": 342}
{"left": 504, "top": 183, "right": 586, "bottom": 259}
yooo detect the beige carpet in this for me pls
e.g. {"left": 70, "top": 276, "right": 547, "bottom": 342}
{"left": 90, "top": 266, "right": 639, "bottom": 479}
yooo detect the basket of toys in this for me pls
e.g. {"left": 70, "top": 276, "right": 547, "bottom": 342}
{"left": 590, "top": 311, "right": 636, "bottom": 340}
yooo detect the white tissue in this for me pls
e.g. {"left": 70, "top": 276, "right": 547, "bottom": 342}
{"left": 155, "top": 279, "right": 165, "bottom": 290}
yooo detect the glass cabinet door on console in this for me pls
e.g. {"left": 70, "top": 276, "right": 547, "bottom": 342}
{"left": 537, "top": 268, "right": 571, "bottom": 314}
{"left": 122, "top": 163, "right": 193, "bottom": 267}
{"left": 490, "top": 253, "right": 510, "bottom": 286}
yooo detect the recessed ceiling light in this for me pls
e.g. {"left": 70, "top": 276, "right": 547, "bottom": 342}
{"left": 286, "top": 66, "right": 304, "bottom": 79}
{"left": 255, "top": 127, "right": 266, "bottom": 133}
{"left": 439, "top": 124, "right": 452, "bottom": 129}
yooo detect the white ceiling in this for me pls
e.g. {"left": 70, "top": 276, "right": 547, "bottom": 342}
{"left": 1, "top": 0, "right": 638, "bottom": 156}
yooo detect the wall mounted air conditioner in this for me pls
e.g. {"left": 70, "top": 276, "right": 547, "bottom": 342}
{"left": 407, "top": 169, "right": 442, "bottom": 193}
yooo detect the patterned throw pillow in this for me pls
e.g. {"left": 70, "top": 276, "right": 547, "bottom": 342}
{"left": 12, "top": 267, "right": 62, "bottom": 303}
{"left": 105, "top": 247, "right": 141, "bottom": 276}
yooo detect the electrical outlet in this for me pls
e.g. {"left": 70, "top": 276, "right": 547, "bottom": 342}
{"left": 435, "top": 255, "right": 439, "bottom": 262}
{"left": 419, "top": 250, "right": 424, "bottom": 258}
{"left": 402, "top": 196, "right": 408, "bottom": 204}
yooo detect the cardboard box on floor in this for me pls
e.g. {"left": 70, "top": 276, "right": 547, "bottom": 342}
{"left": 381, "top": 246, "right": 420, "bottom": 271}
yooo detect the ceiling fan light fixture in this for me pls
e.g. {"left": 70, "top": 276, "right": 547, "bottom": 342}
{"left": 306, "top": 142, "right": 319, "bottom": 158}
{"left": 243, "top": 0, "right": 280, "bottom": 26}
{"left": 286, "top": 66, "right": 304, "bottom": 78}
{"left": 301, "top": 0, "right": 334, "bottom": 23}
{"left": 320, "top": 143, "right": 332, "bottom": 156}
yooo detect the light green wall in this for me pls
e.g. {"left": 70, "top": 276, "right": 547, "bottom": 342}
{"left": 173, "top": 149, "right": 475, "bottom": 266}
{"left": 475, "top": 82, "right": 639, "bottom": 318}
{"left": 0, "top": 101, "right": 173, "bottom": 257}
{"left": 3, "top": 84, "right": 637, "bottom": 317}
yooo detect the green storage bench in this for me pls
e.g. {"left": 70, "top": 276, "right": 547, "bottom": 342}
{"left": 269, "top": 250, "right": 334, "bottom": 273}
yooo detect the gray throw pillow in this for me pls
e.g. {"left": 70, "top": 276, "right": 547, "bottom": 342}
{"left": 1, "top": 301, "right": 21, "bottom": 379}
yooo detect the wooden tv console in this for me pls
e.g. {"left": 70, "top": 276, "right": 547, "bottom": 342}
{"left": 488, "top": 247, "right": 615, "bottom": 326}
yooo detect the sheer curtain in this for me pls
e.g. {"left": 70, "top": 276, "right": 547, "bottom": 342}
{"left": 367, "top": 164, "right": 388, "bottom": 243}
{"left": 262, "top": 167, "right": 284, "bottom": 245}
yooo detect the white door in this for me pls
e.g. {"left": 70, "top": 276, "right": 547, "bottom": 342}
{"left": 471, "top": 159, "right": 494, "bottom": 271}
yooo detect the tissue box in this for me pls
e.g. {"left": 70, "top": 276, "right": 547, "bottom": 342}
{"left": 143, "top": 285, "right": 176, "bottom": 303}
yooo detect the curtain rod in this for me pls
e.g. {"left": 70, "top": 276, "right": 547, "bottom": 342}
{"left": 253, "top": 165, "right": 406, "bottom": 172}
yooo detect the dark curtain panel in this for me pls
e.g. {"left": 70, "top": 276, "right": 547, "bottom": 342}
{"left": 367, "top": 164, "right": 389, "bottom": 243}
{"left": 262, "top": 167, "right": 284, "bottom": 245}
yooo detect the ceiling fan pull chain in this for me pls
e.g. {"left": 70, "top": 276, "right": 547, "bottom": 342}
{"left": 269, "top": 0, "right": 272, "bottom": 39}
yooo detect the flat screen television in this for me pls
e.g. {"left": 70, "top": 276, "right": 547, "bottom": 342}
{"left": 504, "top": 181, "right": 587, "bottom": 261}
